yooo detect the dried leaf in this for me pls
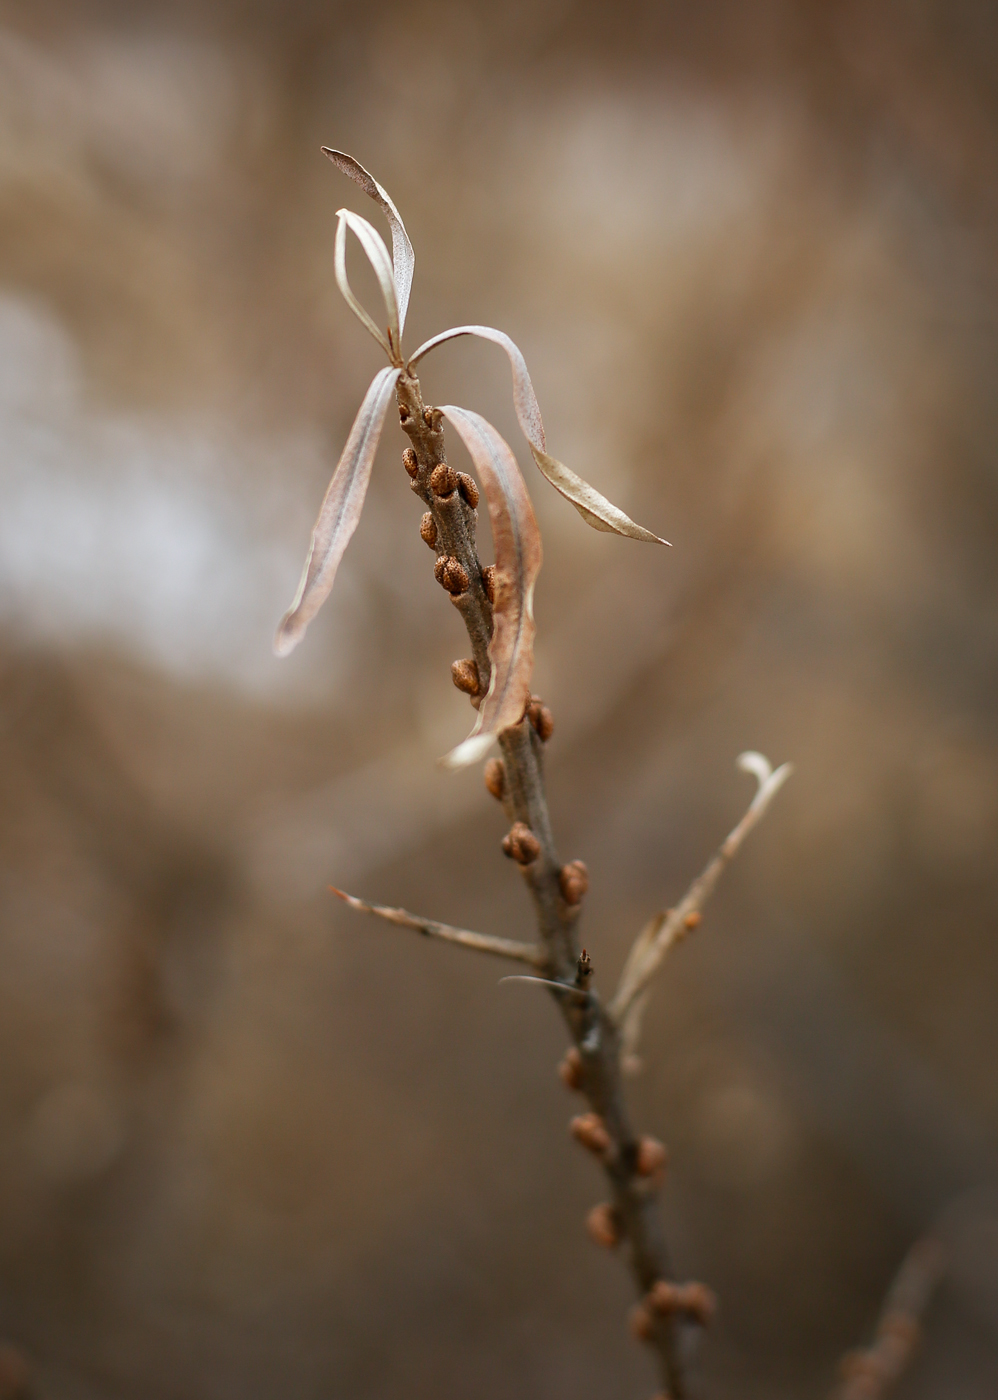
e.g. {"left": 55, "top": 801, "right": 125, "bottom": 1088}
{"left": 438, "top": 406, "right": 542, "bottom": 768}
{"left": 411, "top": 325, "right": 669, "bottom": 544}
{"left": 274, "top": 366, "right": 401, "bottom": 657}
{"left": 322, "top": 148, "right": 415, "bottom": 336}
{"left": 334, "top": 210, "right": 401, "bottom": 363}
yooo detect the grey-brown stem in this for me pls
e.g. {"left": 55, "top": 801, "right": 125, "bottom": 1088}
{"left": 397, "top": 371, "right": 702, "bottom": 1400}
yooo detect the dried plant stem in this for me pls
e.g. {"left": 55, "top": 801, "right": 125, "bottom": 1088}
{"left": 392, "top": 368, "right": 701, "bottom": 1400}
{"left": 329, "top": 887, "right": 542, "bottom": 965}
{"left": 835, "top": 1236, "right": 946, "bottom": 1400}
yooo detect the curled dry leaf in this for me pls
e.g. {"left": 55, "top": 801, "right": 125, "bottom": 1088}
{"left": 275, "top": 366, "right": 401, "bottom": 657}
{"left": 322, "top": 148, "right": 415, "bottom": 336}
{"left": 438, "top": 406, "right": 542, "bottom": 768}
{"left": 411, "top": 325, "right": 669, "bottom": 544}
{"left": 334, "top": 210, "right": 402, "bottom": 363}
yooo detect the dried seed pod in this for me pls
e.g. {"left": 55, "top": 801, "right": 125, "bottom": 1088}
{"left": 629, "top": 1302, "right": 655, "bottom": 1343}
{"left": 585, "top": 1203, "right": 620, "bottom": 1249}
{"left": 636, "top": 1136, "right": 668, "bottom": 1178}
{"left": 451, "top": 658, "right": 480, "bottom": 696}
{"left": 649, "top": 1281, "right": 717, "bottom": 1326}
{"left": 683, "top": 910, "right": 702, "bottom": 933}
{"left": 430, "top": 463, "right": 457, "bottom": 497}
{"left": 419, "top": 512, "right": 437, "bottom": 548}
{"left": 402, "top": 446, "right": 419, "bottom": 477}
{"left": 558, "top": 1045, "right": 584, "bottom": 1090}
{"left": 457, "top": 471, "right": 479, "bottom": 508}
{"left": 483, "top": 758, "right": 505, "bottom": 801}
{"left": 482, "top": 564, "right": 496, "bottom": 603}
{"left": 527, "top": 697, "right": 554, "bottom": 741}
{"left": 433, "top": 555, "right": 469, "bottom": 595}
{"left": 569, "top": 1112, "right": 611, "bottom": 1155}
{"left": 559, "top": 860, "right": 589, "bottom": 905}
{"left": 501, "top": 821, "right": 540, "bottom": 865}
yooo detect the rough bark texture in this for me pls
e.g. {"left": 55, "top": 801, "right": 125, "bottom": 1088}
{"left": 396, "top": 370, "right": 701, "bottom": 1400}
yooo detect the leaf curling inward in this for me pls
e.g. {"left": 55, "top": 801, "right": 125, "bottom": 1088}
{"left": 438, "top": 406, "right": 542, "bottom": 769}
{"left": 410, "top": 325, "right": 669, "bottom": 544}
{"left": 322, "top": 148, "right": 415, "bottom": 337}
{"left": 334, "top": 210, "right": 402, "bottom": 363}
{"left": 274, "top": 366, "right": 401, "bottom": 657}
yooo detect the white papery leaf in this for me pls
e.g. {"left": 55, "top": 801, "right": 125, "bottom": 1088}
{"left": 334, "top": 210, "right": 401, "bottom": 362}
{"left": 411, "top": 325, "right": 669, "bottom": 544}
{"left": 274, "top": 366, "right": 401, "bottom": 657}
{"left": 438, "top": 406, "right": 542, "bottom": 768}
{"left": 323, "top": 149, "right": 415, "bottom": 337}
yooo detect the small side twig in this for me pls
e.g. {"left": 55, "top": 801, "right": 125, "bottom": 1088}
{"left": 610, "top": 752, "right": 793, "bottom": 1030}
{"left": 330, "top": 887, "right": 543, "bottom": 965}
{"left": 835, "top": 1236, "right": 947, "bottom": 1400}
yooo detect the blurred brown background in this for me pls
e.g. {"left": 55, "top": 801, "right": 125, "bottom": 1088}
{"left": 0, "top": 1, "right": 997, "bottom": 1396}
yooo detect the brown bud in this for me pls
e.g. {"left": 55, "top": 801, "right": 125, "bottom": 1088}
{"left": 585, "top": 1203, "right": 620, "bottom": 1249}
{"left": 502, "top": 821, "right": 540, "bottom": 865}
{"left": 527, "top": 697, "right": 555, "bottom": 741}
{"left": 434, "top": 556, "right": 469, "bottom": 595}
{"left": 569, "top": 1112, "right": 611, "bottom": 1155}
{"left": 430, "top": 463, "right": 458, "bottom": 496}
{"left": 683, "top": 910, "right": 702, "bottom": 933}
{"left": 419, "top": 513, "right": 437, "bottom": 548}
{"left": 399, "top": 404, "right": 410, "bottom": 422}
{"left": 629, "top": 1302, "right": 655, "bottom": 1343}
{"left": 636, "top": 1136, "right": 668, "bottom": 1178}
{"left": 423, "top": 407, "right": 435, "bottom": 426}
{"left": 451, "top": 658, "right": 480, "bottom": 696}
{"left": 559, "top": 860, "right": 589, "bottom": 905}
{"left": 402, "top": 447, "right": 419, "bottom": 477}
{"left": 484, "top": 758, "right": 505, "bottom": 801}
{"left": 558, "top": 1045, "right": 584, "bottom": 1091}
{"left": 482, "top": 564, "right": 496, "bottom": 603}
{"left": 649, "top": 1280, "right": 717, "bottom": 1326}
{"left": 457, "top": 472, "right": 479, "bottom": 508}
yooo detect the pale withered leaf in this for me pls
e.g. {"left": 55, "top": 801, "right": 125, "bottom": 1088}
{"left": 334, "top": 210, "right": 402, "bottom": 363}
{"left": 322, "top": 149, "right": 415, "bottom": 337}
{"left": 438, "top": 406, "right": 542, "bottom": 768}
{"left": 411, "top": 326, "right": 669, "bottom": 544}
{"left": 274, "top": 366, "right": 401, "bottom": 657}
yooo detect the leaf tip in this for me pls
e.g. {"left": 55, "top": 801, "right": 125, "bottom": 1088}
{"left": 273, "top": 617, "right": 301, "bottom": 658}
{"left": 440, "top": 732, "right": 496, "bottom": 770}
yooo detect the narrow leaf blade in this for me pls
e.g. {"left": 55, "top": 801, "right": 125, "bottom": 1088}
{"left": 438, "top": 407, "right": 542, "bottom": 768}
{"left": 411, "top": 326, "right": 669, "bottom": 544}
{"left": 322, "top": 149, "right": 415, "bottom": 336}
{"left": 334, "top": 210, "right": 401, "bottom": 361}
{"left": 275, "top": 367, "right": 401, "bottom": 657}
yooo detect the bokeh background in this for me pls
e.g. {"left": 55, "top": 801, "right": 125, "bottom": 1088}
{"left": 1, "top": 1, "right": 997, "bottom": 1396}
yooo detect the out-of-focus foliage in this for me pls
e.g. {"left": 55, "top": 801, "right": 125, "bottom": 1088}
{"left": 1, "top": 1, "right": 997, "bottom": 1396}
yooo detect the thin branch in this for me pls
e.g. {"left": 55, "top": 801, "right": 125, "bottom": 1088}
{"left": 610, "top": 752, "right": 793, "bottom": 1027}
{"left": 330, "top": 887, "right": 543, "bottom": 965}
{"left": 835, "top": 1236, "right": 946, "bottom": 1400}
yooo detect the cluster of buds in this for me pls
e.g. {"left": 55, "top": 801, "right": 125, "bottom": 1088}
{"left": 433, "top": 555, "right": 470, "bottom": 596}
{"left": 630, "top": 1281, "right": 717, "bottom": 1342}
{"left": 502, "top": 821, "right": 540, "bottom": 865}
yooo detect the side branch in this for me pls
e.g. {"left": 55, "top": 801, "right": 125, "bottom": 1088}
{"left": 610, "top": 752, "right": 792, "bottom": 1026}
{"left": 835, "top": 1236, "right": 946, "bottom": 1400}
{"left": 330, "top": 887, "right": 543, "bottom": 965}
